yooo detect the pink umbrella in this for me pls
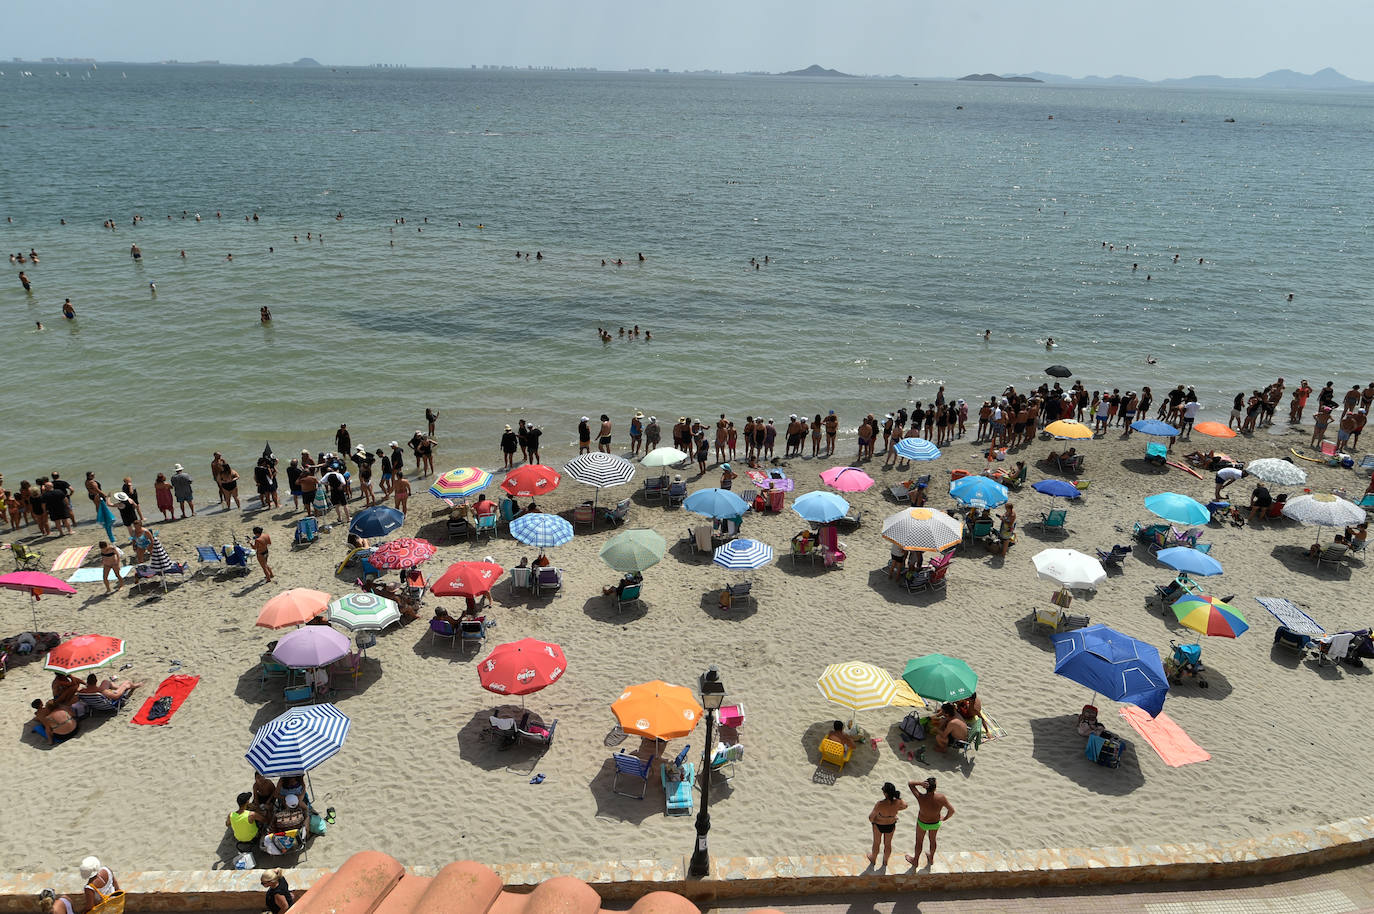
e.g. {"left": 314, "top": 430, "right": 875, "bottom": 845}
{"left": 368, "top": 537, "right": 437, "bottom": 570}
{"left": 820, "top": 466, "right": 875, "bottom": 493}
{"left": 0, "top": 570, "right": 77, "bottom": 633}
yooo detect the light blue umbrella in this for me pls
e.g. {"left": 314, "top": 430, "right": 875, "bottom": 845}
{"left": 684, "top": 487, "right": 750, "bottom": 520}
{"left": 712, "top": 538, "right": 775, "bottom": 570}
{"left": 1155, "top": 547, "right": 1223, "bottom": 577}
{"left": 893, "top": 437, "right": 941, "bottom": 461}
{"left": 245, "top": 704, "right": 351, "bottom": 777}
{"left": 1144, "top": 492, "right": 1210, "bottom": 526}
{"left": 1131, "top": 419, "right": 1180, "bottom": 437}
{"left": 949, "top": 475, "right": 1009, "bottom": 509}
{"left": 1031, "top": 479, "right": 1080, "bottom": 499}
{"left": 792, "top": 491, "right": 850, "bottom": 524}
{"left": 510, "top": 513, "right": 574, "bottom": 548}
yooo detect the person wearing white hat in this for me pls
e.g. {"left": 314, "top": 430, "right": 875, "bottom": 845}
{"left": 170, "top": 464, "right": 195, "bottom": 518}
{"left": 389, "top": 441, "right": 405, "bottom": 479}
{"left": 644, "top": 416, "right": 661, "bottom": 451}
{"left": 79, "top": 857, "right": 119, "bottom": 911}
{"left": 577, "top": 417, "right": 592, "bottom": 454}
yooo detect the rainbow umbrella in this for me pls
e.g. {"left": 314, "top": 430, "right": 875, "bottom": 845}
{"left": 368, "top": 537, "right": 437, "bottom": 570}
{"left": 430, "top": 467, "right": 493, "bottom": 500}
{"left": 1171, "top": 595, "right": 1249, "bottom": 639}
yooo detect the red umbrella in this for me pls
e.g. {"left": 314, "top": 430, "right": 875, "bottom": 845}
{"left": 368, "top": 537, "right": 437, "bottom": 570}
{"left": 478, "top": 638, "right": 567, "bottom": 698}
{"left": 431, "top": 561, "right": 504, "bottom": 598}
{"left": 45, "top": 633, "right": 126, "bottom": 674}
{"left": 500, "top": 464, "right": 562, "bottom": 499}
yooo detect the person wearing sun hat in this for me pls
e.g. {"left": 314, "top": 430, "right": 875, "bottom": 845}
{"left": 78, "top": 857, "right": 119, "bottom": 911}
{"left": 720, "top": 461, "right": 737, "bottom": 490}
{"left": 170, "top": 463, "right": 195, "bottom": 518}
{"left": 577, "top": 416, "right": 592, "bottom": 454}
{"left": 644, "top": 415, "right": 661, "bottom": 451}
{"left": 500, "top": 424, "right": 519, "bottom": 469}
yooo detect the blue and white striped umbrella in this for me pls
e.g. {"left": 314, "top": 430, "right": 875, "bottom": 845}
{"left": 245, "top": 704, "right": 351, "bottom": 777}
{"left": 713, "top": 538, "right": 775, "bottom": 570}
{"left": 949, "top": 475, "right": 1010, "bottom": 508}
{"left": 893, "top": 437, "right": 941, "bottom": 461}
{"left": 510, "top": 513, "right": 575, "bottom": 548}
{"left": 683, "top": 487, "right": 751, "bottom": 519}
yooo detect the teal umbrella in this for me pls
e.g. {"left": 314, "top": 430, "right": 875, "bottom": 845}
{"left": 598, "top": 529, "right": 667, "bottom": 574}
{"left": 901, "top": 653, "right": 978, "bottom": 703}
{"left": 1144, "top": 492, "right": 1210, "bottom": 526}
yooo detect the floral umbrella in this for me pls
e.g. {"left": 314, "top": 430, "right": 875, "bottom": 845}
{"left": 368, "top": 537, "right": 437, "bottom": 570}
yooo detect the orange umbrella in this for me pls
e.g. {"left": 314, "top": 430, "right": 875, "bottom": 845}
{"left": 1193, "top": 421, "right": 1236, "bottom": 439}
{"left": 611, "top": 680, "right": 703, "bottom": 741}
{"left": 256, "top": 588, "right": 333, "bottom": 629}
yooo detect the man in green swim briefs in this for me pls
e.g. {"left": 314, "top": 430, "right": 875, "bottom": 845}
{"left": 906, "top": 777, "right": 955, "bottom": 868}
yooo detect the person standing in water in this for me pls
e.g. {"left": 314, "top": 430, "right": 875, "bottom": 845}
{"left": 62, "top": 299, "right": 75, "bottom": 320}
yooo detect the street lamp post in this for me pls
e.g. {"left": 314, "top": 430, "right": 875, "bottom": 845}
{"left": 688, "top": 665, "right": 725, "bottom": 878}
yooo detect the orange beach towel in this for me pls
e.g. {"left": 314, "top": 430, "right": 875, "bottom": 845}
{"left": 1119, "top": 706, "right": 1210, "bottom": 767}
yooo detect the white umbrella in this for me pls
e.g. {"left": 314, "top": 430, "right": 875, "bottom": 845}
{"left": 1246, "top": 458, "right": 1307, "bottom": 487}
{"left": 1032, "top": 548, "right": 1106, "bottom": 591}
{"left": 641, "top": 446, "right": 689, "bottom": 468}
{"left": 1281, "top": 492, "right": 1365, "bottom": 528}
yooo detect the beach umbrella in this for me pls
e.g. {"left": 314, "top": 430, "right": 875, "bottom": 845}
{"left": 44, "top": 633, "right": 125, "bottom": 674}
{"left": 430, "top": 560, "right": 505, "bottom": 598}
{"left": 0, "top": 570, "right": 76, "bottom": 634}
{"left": 272, "top": 626, "right": 352, "bottom": 669}
{"left": 950, "top": 475, "right": 1009, "bottom": 509}
{"left": 1051, "top": 624, "right": 1170, "bottom": 718}
{"left": 612, "top": 680, "right": 703, "bottom": 741}
{"left": 893, "top": 437, "right": 941, "bottom": 461}
{"left": 1131, "top": 419, "right": 1180, "bottom": 437}
{"left": 562, "top": 453, "right": 636, "bottom": 508}
{"left": 1043, "top": 419, "right": 1093, "bottom": 440}
{"left": 478, "top": 638, "right": 567, "bottom": 699}
{"left": 746, "top": 469, "right": 795, "bottom": 492}
{"left": 792, "top": 491, "right": 851, "bottom": 524}
{"left": 712, "top": 538, "right": 774, "bottom": 571}
{"left": 257, "top": 588, "right": 333, "bottom": 629}
{"left": 641, "top": 447, "right": 690, "bottom": 468}
{"left": 367, "top": 537, "right": 436, "bottom": 570}
{"left": 429, "top": 466, "right": 494, "bottom": 501}
{"left": 1155, "top": 547, "right": 1223, "bottom": 577}
{"left": 510, "top": 513, "right": 574, "bottom": 549}
{"left": 598, "top": 529, "right": 666, "bottom": 574}
{"left": 500, "top": 464, "right": 561, "bottom": 498}
{"left": 95, "top": 497, "right": 117, "bottom": 542}
{"left": 1032, "top": 548, "right": 1106, "bottom": 591}
{"left": 1045, "top": 365, "right": 1072, "bottom": 378}
{"left": 1246, "top": 458, "right": 1307, "bottom": 486}
{"left": 1171, "top": 595, "right": 1249, "bottom": 639}
{"left": 817, "top": 661, "right": 899, "bottom": 719}
{"left": 1031, "top": 479, "right": 1081, "bottom": 499}
{"left": 881, "top": 507, "right": 963, "bottom": 553}
{"left": 326, "top": 592, "right": 401, "bottom": 631}
{"left": 245, "top": 704, "right": 351, "bottom": 777}
{"left": 820, "top": 466, "right": 875, "bottom": 492}
{"left": 1144, "top": 492, "right": 1210, "bottom": 527}
{"left": 349, "top": 505, "right": 405, "bottom": 538}
{"left": 683, "top": 487, "right": 750, "bottom": 520}
{"left": 1193, "top": 421, "right": 1236, "bottom": 439}
{"left": 1281, "top": 492, "right": 1365, "bottom": 527}
{"left": 141, "top": 536, "right": 178, "bottom": 591}
{"left": 901, "top": 654, "right": 978, "bottom": 703}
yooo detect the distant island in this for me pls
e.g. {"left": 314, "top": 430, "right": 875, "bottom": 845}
{"left": 959, "top": 73, "right": 1043, "bottom": 83}
{"left": 290, "top": 58, "right": 321, "bottom": 67}
{"left": 780, "top": 64, "right": 853, "bottom": 78}
{"left": 1005, "top": 67, "right": 1368, "bottom": 90}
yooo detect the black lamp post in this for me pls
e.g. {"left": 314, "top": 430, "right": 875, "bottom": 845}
{"left": 689, "top": 665, "right": 725, "bottom": 878}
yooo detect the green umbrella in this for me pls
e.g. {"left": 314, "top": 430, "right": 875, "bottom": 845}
{"left": 326, "top": 592, "right": 401, "bottom": 632}
{"left": 598, "top": 529, "right": 667, "bottom": 574}
{"left": 901, "top": 653, "right": 978, "bottom": 703}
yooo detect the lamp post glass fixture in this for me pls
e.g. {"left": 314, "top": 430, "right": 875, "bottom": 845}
{"left": 689, "top": 666, "right": 726, "bottom": 878}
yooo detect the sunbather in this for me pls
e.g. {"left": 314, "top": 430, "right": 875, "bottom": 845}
{"left": 31, "top": 698, "right": 78, "bottom": 743}
{"left": 827, "top": 720, "right": 857, "bottom": 753}
{"left": 1309, "top": 534, "right": 1348, "bottom": 557}
{"left": 930, "top": 703, "right": 969, "bottom": 753}
{"left": 602, "top": 572, "right": 642, "bottom": 597}
{"left": 79, "top": 673, "right": 143, "bottom": 702}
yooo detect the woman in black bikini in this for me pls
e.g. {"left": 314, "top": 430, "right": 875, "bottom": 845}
{"left": 866, "top": 781, "right": 908, "bottom": 868}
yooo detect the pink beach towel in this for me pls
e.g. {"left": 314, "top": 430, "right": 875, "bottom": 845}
{"left": 1119, "top": 706, "right": 1210, "bottom": 767}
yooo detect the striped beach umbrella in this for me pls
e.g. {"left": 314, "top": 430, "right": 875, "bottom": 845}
{"left": 245, "top": 704, "right": 351, "bottom": 776}
{"left": 44, "top": 633, "right": 125, "bottom": 674}
{"left": 817, "top": 661, "right": 899, "bottom": 713}
{"left": 563, "top": 453, "right": 636, "bottom": 488}
{"left": 1171, "top": 595, "right": 1249, "bottom": 639}
{"left": 510, "top": 513, "right": 574, "bottom": 549}
{"left": 326, "top": 592, "right": 401, "bottom": 631}
{"left": 712, "top": 538, "right": 775, "bottom": 571}
{"left": 893, "top": 437, "right": 941, "bottom": 461}
{"left": 429, "top": 467, "right": 494, "bottom": 500}
{"left": 368, "top": 537, "right": 437, "bottom": 570}
{"left": 881, "top": 507, "right": 963, "bottom": 553}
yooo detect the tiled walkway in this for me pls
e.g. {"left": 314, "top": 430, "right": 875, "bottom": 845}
{"left": 704, "top": 858, "right": 1374, "bottom": 914}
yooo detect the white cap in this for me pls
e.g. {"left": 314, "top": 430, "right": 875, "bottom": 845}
{"left": 581, "top": 416, "right": 590, "bottom": 422}
{"left": 389, "top": 441, "right": 399, "bottom": 447}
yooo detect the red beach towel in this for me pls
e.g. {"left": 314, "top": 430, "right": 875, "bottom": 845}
{"left": 133, "top": 674, "right": 200, "bottom": 726}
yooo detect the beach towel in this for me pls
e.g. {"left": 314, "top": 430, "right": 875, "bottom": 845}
{"left": 1118, "top": 706, "right": 1210, "bottom": 767}
{"left": 51, "top": 546, "right": 92, "bottom": 572}
{"left": 67, "top": 566, "right": 131, "bottom": 584}
{"left": 133, "top": 674, "right": 200, "bottom": 726}
{"left": 980, "top": 711, "right": 1007, "bottom": 742}
{"left": 1255, "top": 597, "right": 1325, "bottom": 636}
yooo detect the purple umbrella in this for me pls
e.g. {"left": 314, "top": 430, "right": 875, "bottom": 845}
{"left": 272, "top": 626, "right": 351, "bottom": 669}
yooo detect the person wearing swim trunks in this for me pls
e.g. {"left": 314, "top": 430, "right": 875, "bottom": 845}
{"left": 598, "top": 414, "right": 613, "bottom": 453}
{"left": 251, "top": 526, "right": 273, "bottom": 583}
{"left": 867, "top": 782, "right": 908, "bottom": 869}
{"left": 906, "top": 777, "right": 955, "bottom": 868}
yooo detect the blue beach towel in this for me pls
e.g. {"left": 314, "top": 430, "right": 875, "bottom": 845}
{"left": 1255, "top": 597, "right": 1324, "bottom": 637}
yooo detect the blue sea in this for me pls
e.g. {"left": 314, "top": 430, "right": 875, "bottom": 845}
{"left": 2, "top": 65, "right": 1372, "bottom": 483}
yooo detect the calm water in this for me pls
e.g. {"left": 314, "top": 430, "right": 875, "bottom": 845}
{"left": 2, "top": 66, "right": 1373, "bottom": 483}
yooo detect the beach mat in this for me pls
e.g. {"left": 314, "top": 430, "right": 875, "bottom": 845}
{"left": 980, "top": 711, "right": 1007, "bottom": 743}
{"left": 67, "top": 566, "right": 131, "bottom": 584}
{"left": 51, "top": 546, "right": 92, "bottom": 572}
{"left": 1119, "top": 706, "right": 1209, "bottom": 766}
{"left": 1255, "top": 597, "right": 1324, "bottom": 636}
{"left": 133, "top": 674, "right": 200, "bottom": 726}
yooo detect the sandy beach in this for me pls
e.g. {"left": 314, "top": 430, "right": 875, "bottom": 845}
{"left": 3, "top": 419, "right": 1372, "bottom": 875}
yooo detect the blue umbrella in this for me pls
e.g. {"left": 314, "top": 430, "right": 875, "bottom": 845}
{"left": 683, "top": 488, "right": 751, "bottom": 520}
{"left": 1155, "top": 547, "right": 1223, "bottom": 577}
{"left": 893, "top": 437, "right": 941, "bottom": 461}
{"left": 1144, "top": 492, "right": 1210, "bottom": 526}
{"left": 349, "top": 505, "right": 405, "bottom": 539}
{"left": 712, "top": 538, "right": 775, "bottom": 570}
{"left": 245, "top": 704, "right": 351, "bottom": 777}
{"left": 792, "top": 491, "right": 850, "bottom": 524}
{"left": 949, "top": 475, "right": 1009, "bottom": 509}
{"left": 1051, "top": 624, "right": 1170, "bottom": 718}
{"left": 1131, "top": 419, "right": 1180, "bottom": 437}
{"left": 510, "top": 513, "right": 574, "bottom": 549}
{"left": 1031, "top": 479, "right": 1080, "bottom": 499}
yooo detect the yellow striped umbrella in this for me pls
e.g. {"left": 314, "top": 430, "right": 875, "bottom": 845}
{"left": 817, "top": 661, "right": 899, "bottom": 716}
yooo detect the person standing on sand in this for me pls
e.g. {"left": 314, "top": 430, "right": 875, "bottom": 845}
{"left": 867, "top": 782, "right": 908, "bottom": 868}
{"left": 906, "top": 777, "right": 955, "bottom": 868}
{"left": 250, "top": 526, "right": 273, "bottom": 583}
{"left": 393, "top": 474, "right": 411, "bottom": 516}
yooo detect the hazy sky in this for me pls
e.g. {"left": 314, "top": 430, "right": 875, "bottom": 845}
{"left": 10, "top": 0, "right": 1374, "bottom": 82}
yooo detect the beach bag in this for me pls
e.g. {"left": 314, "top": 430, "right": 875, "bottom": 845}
{"left": 232, "top": 851, "right": 255, "bottom": 870}
{"left": 899, "top": 712, "right": 925, "bottom": 742}
{"left": 89, "top": 892, "right": 126, "bottom": 914}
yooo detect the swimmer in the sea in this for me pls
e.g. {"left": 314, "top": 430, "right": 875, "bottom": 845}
{"left": 226, "top": 253, "right": 233, "bottom": 261}
{"left": 62, "top": 299, "right": 75, "bottom": 319}
{"left": 1287, "top": 293, "right": 1294, "bottom": 301}
{"left": 983, "top": 329, "right": 990, "bottom": 341}
{"left": 149, "top": 281, "right": 156, "bottom": 295}
{"left": 130, "top": 243, "right": 142, "bottom": 260}
{"left": 179, "top": 250, "right": 186, "bottom": 258}
{"left": 1045, "top": 337, "right": 1055, "bottom": 349}
{"left": 638, "top": 252, "right": 645, "bottom": 261}
{"left": 1146, "top": 355, "right": 1157, "bottom": 365}
{"left": 906, "top": 375, "right": 914, "bottom": 385}
{"left": 644, "top": 330, "right": 651, "bottom": 340}
{"left": 260, "top": 306, "right": 272, "bottom": 322}
{"left": 35, "top": 321, "right": 43, "bottom": 330}
{"left": 1173, "top": 254, "right": 1179, "bottom": 263}
{"left": 18, "top": 271, "right": 31, "bottom": 291}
